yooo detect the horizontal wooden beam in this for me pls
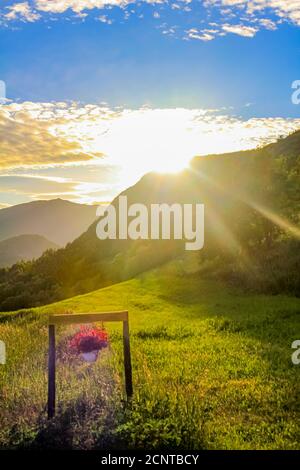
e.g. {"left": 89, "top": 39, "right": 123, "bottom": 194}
{"left": 49, "top": 311, "right": 128, "bottom": 326}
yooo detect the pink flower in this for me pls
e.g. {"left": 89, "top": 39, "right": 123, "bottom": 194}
{"left": 69, "top": 326, "right": 109, "bottom": 353}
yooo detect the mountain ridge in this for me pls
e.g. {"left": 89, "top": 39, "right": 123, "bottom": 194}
{"left": 0, "top": 198, "right": 97, "bottom": 246}
{"left": 0, "top": 234, "right": 59, "bottom": 268}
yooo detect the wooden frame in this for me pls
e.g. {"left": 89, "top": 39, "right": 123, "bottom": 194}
{"left": 48, "top": 311, "right": 133, "bottom": 419}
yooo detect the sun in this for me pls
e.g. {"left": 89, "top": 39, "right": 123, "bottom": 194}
{"left": 56, "top": 106, "right": 291, "bottom": 203}
{"left": 92, "top": 108, "right": 197, "bottom": 177}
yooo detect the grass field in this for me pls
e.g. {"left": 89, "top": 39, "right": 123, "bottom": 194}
{"left": 0, "top": 259, "right": 299, "bottom": 450}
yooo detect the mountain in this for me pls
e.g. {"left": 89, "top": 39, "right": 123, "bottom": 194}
{"left": 67, "top": 130, "right": 300, "bottom": 289}
{"left": 0, "top": 235, "right": 59, "bottom": 268}
{"left": 0, "top": 130, "right": 299, "bottom": 310}
{"left": 0, "top": 199, "right": 97, "bottom": 246}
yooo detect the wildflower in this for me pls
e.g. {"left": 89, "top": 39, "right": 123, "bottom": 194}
{"left": 69, "top": 325, "right": 108, "bottom": 354}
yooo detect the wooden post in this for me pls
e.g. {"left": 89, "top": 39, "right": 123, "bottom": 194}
{"left": 48, "top": 324, "right": 56, "bottom": 419}
{"left": 123, "top": 317, "right": 133, "bottom": 399}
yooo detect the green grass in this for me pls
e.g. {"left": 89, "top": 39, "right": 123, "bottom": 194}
{"left": 0, "top": 259, "right": 299, "bottom": 449}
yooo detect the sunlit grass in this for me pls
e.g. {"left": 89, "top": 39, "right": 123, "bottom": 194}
{"left": 0, "top": 260, "right": 299, "bottom": 449}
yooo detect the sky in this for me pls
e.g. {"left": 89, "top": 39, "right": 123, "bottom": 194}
{"left": 0, "top": 0, "right": 299, "bottom": 207}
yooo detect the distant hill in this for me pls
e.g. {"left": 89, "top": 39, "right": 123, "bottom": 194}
{"left": 0, "top": 130, "right": 299, "bottom": 310}
{"left": 0, "top": 199, "right": 97, "bottom": 246}
{"left": 0, "top": 234, "right": 59, "bottom": 268}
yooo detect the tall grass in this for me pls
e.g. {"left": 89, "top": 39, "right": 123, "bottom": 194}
{"left": 0, "top": 262, "right": 299, "bottom": 449}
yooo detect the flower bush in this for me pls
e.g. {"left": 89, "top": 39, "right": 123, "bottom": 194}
{"left": 69, "top": 326, "right": 109, "bottom": 354}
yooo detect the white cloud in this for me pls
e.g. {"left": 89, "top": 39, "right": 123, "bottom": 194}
{"left": 0, "top": 0, "right": 299, "bottom": 41}
{"left": 205, "top": 0, "right": 300, "bottom": 27}
{"left": 34, "top": 0, "right": 157, "bottom": 14}
{"left": 0, "top": 173, "right": 112, "bottom": 204}
{"left": 222, "top": 24, "right": 258, "bottom": 37}
{"left": 186, "top": 29, "right": 216, "bottom": 41}
{"left": 4, "top": 1, "right": 40, "bottom": 22}
{"left": 258, "top": 18, "right": 277, "bottom": 31}
{"left": 97, "top": 14, "right": 113, "bottom": 24}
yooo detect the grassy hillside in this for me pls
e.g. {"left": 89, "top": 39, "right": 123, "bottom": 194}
{"left": 1, "top": 258, "right": 299, "bottom": 450}
{"left": 0, "top": 234, "right": 59, "bottom": 268}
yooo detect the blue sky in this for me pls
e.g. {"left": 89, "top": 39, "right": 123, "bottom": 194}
{"left": 0, "top": 1, "right": 299, "bottom": 207}
{"left": 1, "top": 1, "right": 299, "bottom": 116}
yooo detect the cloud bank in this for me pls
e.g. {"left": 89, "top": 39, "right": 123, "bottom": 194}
{"left": 1, "top": 1, "right": 300, "bottom": 40}
{"left": 1, "top": 100, "right": 300, "bottom": 205}
{"left": 0, "top": 102, "right": 101, "bottom": 169}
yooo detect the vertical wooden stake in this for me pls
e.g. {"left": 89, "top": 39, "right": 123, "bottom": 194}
{"left": 48, "top": 324, "right": 56, "bottom": 419}
{"left": 123, "top": 318, "right": 133, "bottom": 399}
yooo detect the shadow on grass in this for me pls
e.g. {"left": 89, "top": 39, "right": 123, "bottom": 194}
{"left": 27, "top": 394, "right": 121, "bottom": 450}
{"left": 154, "top": 274, "right": 300, "bottom": 342}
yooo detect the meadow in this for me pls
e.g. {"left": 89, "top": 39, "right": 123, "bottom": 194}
{"left": 0, "top": 258, "right": 299, "bottom": 450}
